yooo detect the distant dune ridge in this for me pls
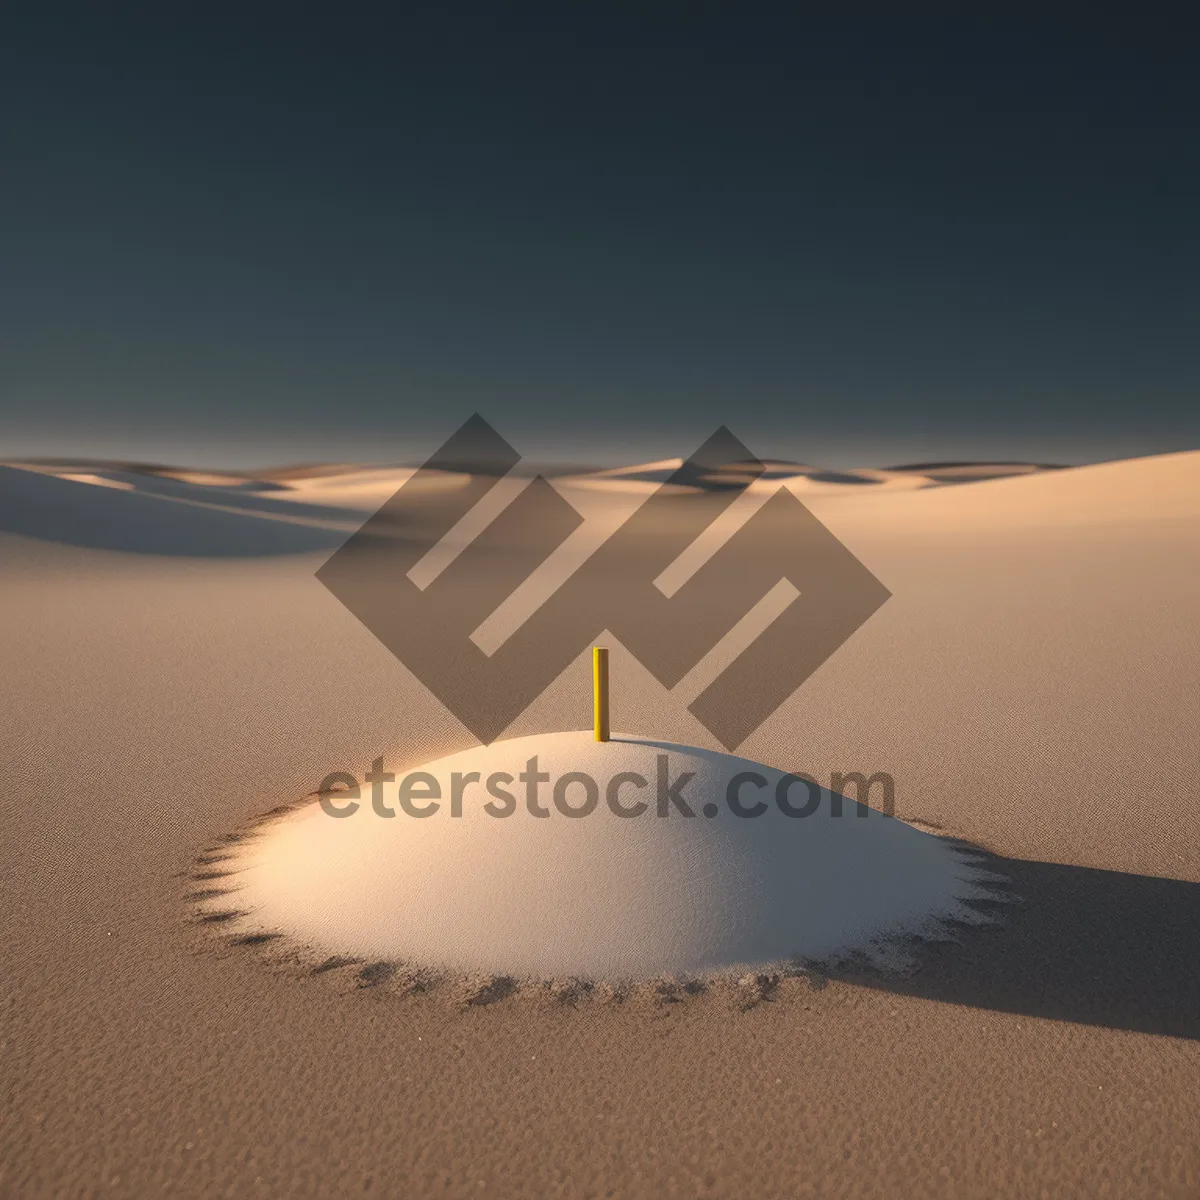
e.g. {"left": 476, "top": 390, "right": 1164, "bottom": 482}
{"left": 8, "top": 452, "right": 1063, "bottom": 494}
{"left": 0, "top": 450, "right": 1194, "bottom": 553}
{"left": 554, "top": 457, "right": 1064, "bottom": 495}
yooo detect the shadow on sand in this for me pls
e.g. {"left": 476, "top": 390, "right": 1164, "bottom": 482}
{"left": 825, "top": 848, "right": 1200, "bottom": 1040}
{"left": 0, "top": 465, "right": 353, "bottom": 556}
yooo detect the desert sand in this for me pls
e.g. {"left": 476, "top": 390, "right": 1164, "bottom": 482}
{"left": 2, "top": 450, "right": 1198, "bottom": 1197}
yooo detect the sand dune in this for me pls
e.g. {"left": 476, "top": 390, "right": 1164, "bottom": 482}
{"left": 555, "top": 456, "right": 1058, "bottom": 496}
{"left": 0, "top": 464, "right": 349, "bottom": 555}
{"left": 812, "top": 449, "right": 1200, "bottom": 529}
{"left": 12, "top": 451, "right": 1071, "bottom": 515}
{"left": 2, "top": 446, "right": 1198, "bottom": 1196}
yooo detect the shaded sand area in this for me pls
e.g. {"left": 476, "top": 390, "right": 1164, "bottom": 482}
{"left": 2, "top": 451, "right": 1199, "bottom": 1196}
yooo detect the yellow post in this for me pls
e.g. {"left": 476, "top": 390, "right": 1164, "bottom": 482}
{"left": 593, "top": 647, "right": 610, "bottom": 742}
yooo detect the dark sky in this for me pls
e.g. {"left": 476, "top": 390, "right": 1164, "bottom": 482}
{"left": 2, "top": 12, "right": 1197, "bottom": 467}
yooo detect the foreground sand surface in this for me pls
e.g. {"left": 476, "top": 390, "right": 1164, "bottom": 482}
{"left": 2, "top": 452, "right": 1198, "bottom": 1197}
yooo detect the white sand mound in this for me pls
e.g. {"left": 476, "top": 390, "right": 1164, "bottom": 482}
{"left": 207, "top": 732, "right": 998, "bottom": 978}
